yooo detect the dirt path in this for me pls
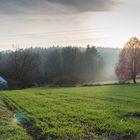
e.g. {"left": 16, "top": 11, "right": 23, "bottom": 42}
{"left": 0, "top": 97, "right": 32, "bottom": 140}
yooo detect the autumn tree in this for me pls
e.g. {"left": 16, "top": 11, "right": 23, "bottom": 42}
{"left": 116, "top": 37, "right": 140, "bottom": 83}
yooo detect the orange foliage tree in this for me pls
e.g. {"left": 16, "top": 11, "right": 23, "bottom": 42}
{"left": 116, "top": 37, "right": 140, "bottom": 83}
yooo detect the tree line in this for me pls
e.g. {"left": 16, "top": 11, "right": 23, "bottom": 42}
{"left": 0, "top": 46, "right": 105, "bottom": 89}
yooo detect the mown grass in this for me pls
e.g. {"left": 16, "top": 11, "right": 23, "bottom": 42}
{"left": 0, "top": 98, "right": 31, "bottom": 140}
{"left": 1, "top": 84, "right": 140, "bottom": 140}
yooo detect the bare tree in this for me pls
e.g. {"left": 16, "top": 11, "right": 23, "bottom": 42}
{"left": 116, "top": 37, "right": 140, "bottom": 83}
{"left": 10, "top": 48, "right": 39, "bottom": 88}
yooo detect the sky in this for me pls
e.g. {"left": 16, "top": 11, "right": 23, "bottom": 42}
{"left": 0, "top": 0, "right": 140, "bottom": 50}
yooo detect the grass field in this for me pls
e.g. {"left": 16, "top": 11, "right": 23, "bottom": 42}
{"left": 0, "top": 84, "right": 140, "bottom": 140}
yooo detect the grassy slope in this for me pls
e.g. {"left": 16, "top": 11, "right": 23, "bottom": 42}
{"left": 1, "top": 84, "right": 140, "bottom": 140}
{"left": 0, "top": 98, "right": 31, "bottom": 140}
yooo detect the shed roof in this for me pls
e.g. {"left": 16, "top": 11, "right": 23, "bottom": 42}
{"left": 0, "top": 76, "right": 7, "bottom": 83}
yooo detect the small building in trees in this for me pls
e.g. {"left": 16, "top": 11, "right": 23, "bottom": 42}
{"left": 0, "top": 76, "right": 8, "bottom": 89}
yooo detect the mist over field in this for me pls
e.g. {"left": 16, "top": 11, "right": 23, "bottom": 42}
{"left": 97, "top": 47, "right": 121, "bottom": 81}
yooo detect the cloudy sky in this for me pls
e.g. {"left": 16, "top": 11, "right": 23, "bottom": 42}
{"left": 0, "top": 0, "right": 140, "bottom": 50}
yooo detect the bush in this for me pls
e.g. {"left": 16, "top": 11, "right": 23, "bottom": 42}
{"left": 52, "top": 75, "right": 80, "bottom": 86}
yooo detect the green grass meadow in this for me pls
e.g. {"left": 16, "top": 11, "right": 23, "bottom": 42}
{"left": 0, "top": 84, "right": 140, "bottom": 139}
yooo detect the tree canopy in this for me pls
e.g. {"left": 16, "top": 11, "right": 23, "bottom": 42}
{"left": 0, "top": 46, "right": 105, "bottom": 88}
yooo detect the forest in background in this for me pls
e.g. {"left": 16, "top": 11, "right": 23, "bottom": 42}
{"left": 0, "top": 46, "right": 120, "bottom": 89}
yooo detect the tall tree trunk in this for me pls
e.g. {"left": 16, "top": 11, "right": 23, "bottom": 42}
{"left": 132, "top": 76, "right": 136, "bottom": 84}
